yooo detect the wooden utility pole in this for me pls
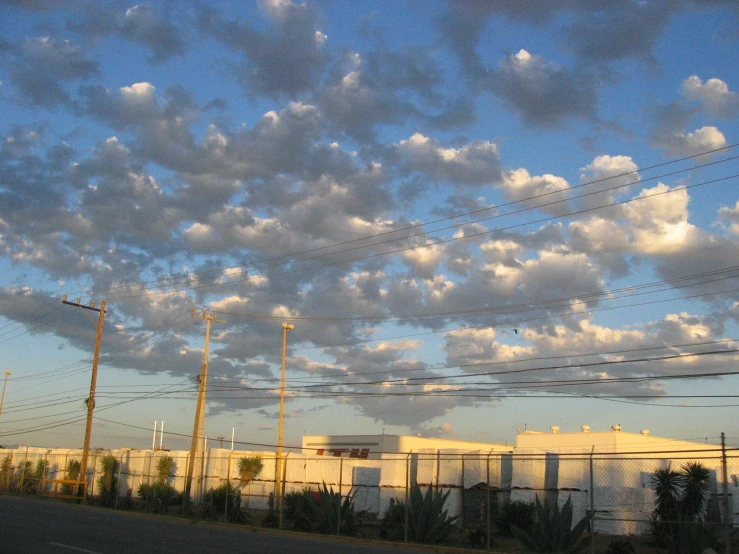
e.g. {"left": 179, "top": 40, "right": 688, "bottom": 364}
{"left": 183, "top": 309, "right": 224, "bottom": 509}
{"left": 276, "top": 321, "right": 294, "bottom": 524}
{"left": 61, "top": 295, "right": 106, "bottom": 496}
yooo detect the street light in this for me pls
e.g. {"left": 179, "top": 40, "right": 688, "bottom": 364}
{"left": 0, "top": 371, "right": 11, "bottom": 418}
{"left": 276, "top": 322, "right": 294, "bottom": 523}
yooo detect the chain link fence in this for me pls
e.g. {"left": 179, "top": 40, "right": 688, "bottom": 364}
{"left": 1, "top": 445, "right": 736, "bottom": 541}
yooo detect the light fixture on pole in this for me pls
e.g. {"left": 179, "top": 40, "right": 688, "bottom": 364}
{"left": 0, "top": 371, "right": 11, "bottom": 418}
{"left": 276, "top": 322, "right": 294, "bottom": 522}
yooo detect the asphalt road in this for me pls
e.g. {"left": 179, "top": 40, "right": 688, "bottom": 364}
{"left": 0, "top": 496, "right": 424, "bottom": 553}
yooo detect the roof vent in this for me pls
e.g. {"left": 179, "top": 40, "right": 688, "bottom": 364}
{"left": 641, "top": 429, "right": 650, "bottom": 436}
{"left": 611, "top": 424, "right": 622, "bottom": 432}
{"left": 581, "top": 425, "right": 590, "bottom": 433}
{"left": 550, "top": 426, "right": 560, "bottom": 434}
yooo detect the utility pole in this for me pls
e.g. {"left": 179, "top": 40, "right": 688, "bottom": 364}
{"left": 183, "top": 309, "right": 224, "bottom": 509}
{"left": 276, "top": 321, "right": 294, "bottom": 522}
{"left": 61, "top": 295, "right": 106, "bottom": 496}
{"left": 0, "top": 370, "right": 11, "bottom": 418}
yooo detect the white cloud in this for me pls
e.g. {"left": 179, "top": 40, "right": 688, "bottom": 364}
{"left": 682, "top": 75, "right": 739, "bottom": 119}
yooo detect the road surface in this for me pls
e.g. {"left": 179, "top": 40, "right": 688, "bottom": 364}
{"left": 0, "top": 495, "right": 427, "bottom": 553}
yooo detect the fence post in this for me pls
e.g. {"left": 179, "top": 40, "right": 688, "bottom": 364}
{"left": 337, "top": 456, "right": 343, "bottom": 536}
{"left": 281, "top": 453, "right": 289, "bottom": 529}
{"left": 41, "top": 450, "right": 49, "bottom": 495}
{"left": 115, "top": 454, "right": 123, "bottom": 509}
{"left": 435, "top": 451, "right": 440, "bottom": 494}
{"left": 589, "top": 446, "right": 595, "bottom": 554}
{"left": 225, "top": 451, "right": 234, "bottom": 523}
{"left": 461, "top": 454, "right": 465, "bottom": 529}
{"left": 405, "top": 452, "right": 412, "bottom": 543}
{"left": 721, "top": 432, "right": 731, "bottom": 554}
{"left": 6, "top": 451, "right": 13, "bottom": 490}
{"left": 486, "top": 451, "right": 491, "bottom": 549}
{"left": 20, "top": 446, "right": 28, "bottom": 492}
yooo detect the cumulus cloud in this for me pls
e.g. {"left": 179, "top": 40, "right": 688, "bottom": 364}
{"left": 396, "top": 133, "right": 502, "bottom": 186}
{"left": 682, "top": 75, "right": 739, "bottom": 119}
{"left": 197, "top": 1, "right": 329, "bottom": 98}
{"left": 489, "top": 50, "right": 598, "bottom": 127}
{"left": 653, "top": 125, "right": 727, "bottom": 157}
{"left": 3, "top": 37, "right": 98, "bottom": 107}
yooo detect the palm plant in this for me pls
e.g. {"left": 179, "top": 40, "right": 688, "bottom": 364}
{"left": 649, "top": 461, "right": 717, "bottom": 553}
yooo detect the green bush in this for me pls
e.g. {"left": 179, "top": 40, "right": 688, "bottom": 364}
{"left": 380, "top": 484, "right": 460, "bottom": 544}
{"left": 497, "top": 499, "right": 536, "bottom": 536}
{"left": 284, "top": 488, "right": 320, "bottom": 532}
{"left": 511, "top": 496, "right": 588, "bottom": 554}
{"left": 61, "top": 459, "right": 81, "bottom": 496}
{"left": 201, "top": 481, "right": 247, "bottom": 523}
{"left": 138, "top": 482, "right": 182, "bottom": 512}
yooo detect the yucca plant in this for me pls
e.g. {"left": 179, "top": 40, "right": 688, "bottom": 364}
{"left": 237, "top": 456, "right": 263, "bottom": 487}
{"left": 155, "top": 456, "right": 175, "bottom": 485}
{"left": 34, "top": 459, "right": 49, "bottom": 494}
{"left": 511, "top": 495, "right": 589, "bottom": 554}
{"left": 61, "top": 459, "right": 81, "bottom": 496}
{"left": 97, "top": 455, "right": 119, "bottom": 507}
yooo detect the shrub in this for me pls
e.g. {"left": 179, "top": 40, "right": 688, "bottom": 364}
{"left": 0, "top": 455, "right": 12, "bottom": 491}
{"left": 284, "top": 488, "right": 319, "bottom": 532}
{"left": 96, "top": 455, "right": 119, "bottom": 507}
{"left": 511, "top": 496, "right": 588, "bottom": 554}
{"left": 380, "top": 498, "right": 406, "bottom": 541}
{"left": 380, "top": 484, "right": 460, "bottom": 544}
{"left": 138, "top": 482, "right": 182, "bottom": 512}
{"left": 201, "top": 481, "right": 247, "bottom": 523}
{"left": 606, "top": 538, "right": 635, "bottom": 554}
{"left": 497, "top": 499, "right": 536, "bottom": 537}
{"left": 261, "top": 492, "right": 279, "bottom": 528}
{"left": 61, "top": 459, "right": 81, "bottom": 496}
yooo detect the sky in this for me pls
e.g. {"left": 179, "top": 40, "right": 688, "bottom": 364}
{"left": 0, "top": 0, "right": 738, "bottom": 453}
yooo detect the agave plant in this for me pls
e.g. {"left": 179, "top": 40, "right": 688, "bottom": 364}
{"left": 381, "top": 484, "right": 460, "bottom": 544}
{"left": 511, "top": 496, "right": 589, "bottom": 554}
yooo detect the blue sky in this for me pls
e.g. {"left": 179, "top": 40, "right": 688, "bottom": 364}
{"left": 0, "top": 0, "right": 738, "bottom": 452}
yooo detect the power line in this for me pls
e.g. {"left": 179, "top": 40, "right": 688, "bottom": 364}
{"left": 97, "top": 173, "right": 739, "bottom": 301}
{"left": 70, "top": 144, "right": 739, "bottom": 298}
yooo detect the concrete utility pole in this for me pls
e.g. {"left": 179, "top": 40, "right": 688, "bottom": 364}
{"left": 183, "top": 309, "right": 224, "bottom": 509}
{"left": 0, "top": 370, "right": 11, "bottom": 418}
{"left": 276, "top": 321, "right": 294, "bottom": 518}
{"left": 61, "top": 295, "right": 106, "bottom": 496}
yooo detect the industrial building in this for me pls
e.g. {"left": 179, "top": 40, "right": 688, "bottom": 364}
{"left": 301, "top": 433, "right": 513, "bottom": 459}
